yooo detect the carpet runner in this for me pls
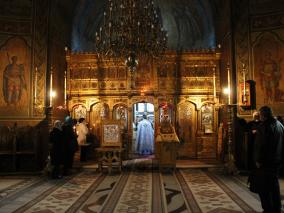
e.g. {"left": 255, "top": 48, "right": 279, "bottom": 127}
{"left": 0, "top": 168, "right": 261, "bottom": 213}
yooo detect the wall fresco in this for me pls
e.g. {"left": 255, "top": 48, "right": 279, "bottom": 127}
{"left": 0, "top": 37, "right": 30, "bottom": 116}
{"left": 253, "top": 33, "right": 284, "bottom": 105}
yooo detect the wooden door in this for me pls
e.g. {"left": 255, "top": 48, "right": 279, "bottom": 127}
{"left": 176, "top": 102, "right": 197, "bottom": 158}
{"left": 90, "top": 103, "right": 109, "bottom": 143}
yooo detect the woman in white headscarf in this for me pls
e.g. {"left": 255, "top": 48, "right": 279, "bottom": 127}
{"left": 77, "top": 118, "right": 89, "bottom": 161}
{"left": 77, "top": 118, "right": 89, "bottom": 145}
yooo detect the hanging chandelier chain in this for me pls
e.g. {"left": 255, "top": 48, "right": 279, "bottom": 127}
{"left": 95, "top": 0, "right": 167, "bottom": 67}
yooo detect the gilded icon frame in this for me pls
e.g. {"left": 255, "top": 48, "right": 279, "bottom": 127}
{"left": 101, "top": 120, "right": 122, "bottom": 147}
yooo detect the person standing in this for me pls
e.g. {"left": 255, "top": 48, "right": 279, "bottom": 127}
{"left": 136, "top": 114, "right": 154, "bottom": 155}
{"left": 77, "top": 118, "right": 89, "bottom": 145}
{"left": 49, "top": 120, "right": 64, "bottom": 179}
{"left": 276, "top": 115, "right": 284, "bottom": 125}
{"left": 62, "top": 116, "right": 78, "bottom": 175}
{"left": 247, "top": 111, "right": 261, "bottom": 170}
{"left": 77, "top": 118, "right": 89, "bottom": 161}
{"left": 254, "top": 106, "right": 284, "bottom": 213}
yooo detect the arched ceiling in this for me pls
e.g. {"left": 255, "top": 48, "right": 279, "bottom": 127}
{"left": 71, "top": 0, "right": 216, "bottom": 52}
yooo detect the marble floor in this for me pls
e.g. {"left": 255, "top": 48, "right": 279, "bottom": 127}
{"left": 0, "top": 159, "right": 283, "bottom": 213}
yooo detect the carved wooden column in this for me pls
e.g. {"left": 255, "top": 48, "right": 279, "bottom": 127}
{"left": 224, "top": 104, "right": 238, "bottom": 175}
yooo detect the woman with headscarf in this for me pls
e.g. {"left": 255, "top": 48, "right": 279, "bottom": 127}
{"left": 62, "top": 116, "right": 78, "bottom": 175}
{"left": 49, "top": 120, "right": 64, "bottom": 179}
{"left": 77, "top": 118, "right": 89, "bottom": 161}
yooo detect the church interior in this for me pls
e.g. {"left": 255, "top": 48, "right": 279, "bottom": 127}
{"left": 0, "top": 0, "right": 284, "bottom": 212}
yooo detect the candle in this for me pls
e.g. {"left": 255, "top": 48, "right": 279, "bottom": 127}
{"left": 227, "top": 64, "right": 231, "bottom": 104}
{"left": 34, "top": 67, "right": 37, "bottom": 104}
{"left": 109, "top": 22, "right": 111, "bottom": 37}
{"left": 213, "top": 66, "right": 216, "bottom": 101}
{"left": 64, "top": 70, "right": 67, "bottom": 107}
{"left": 103, "top": 12, "right": 106, "bottom": 26}
{"left": 242, "top": 63, "right": 246, "bottom": 102}
{"left": 50, "top": 69, "right": 53, "bottom": 107}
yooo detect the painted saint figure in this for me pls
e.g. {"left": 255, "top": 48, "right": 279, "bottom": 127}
{"left": 3, "top": 56, "right": 26, "bottom": 105}
{"left": 136, "top": 114, "right": 154, "bottom": 155}
{"left": 259, "top": 51, "right": 282, "bottom": 103}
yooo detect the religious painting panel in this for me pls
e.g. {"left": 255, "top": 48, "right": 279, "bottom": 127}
{"left": 157, "top": 64, "right": 168, "bottom": 77}
{"left": 159, "top": 103, "right": 173, "bottom": 124}
{"left": 176, "top": 101, "right": 196, "bottom": 158}
{"left": 0, "top": 37, "right": 30, "bottom": 116}
{"left": 107, "top": 67, "right": 117, "bottom": 79}
{"left": 113, "top": 104, "right": 128, "bottom": 130}
{"left": 73, "top": 104, "right": 87, "bottom": 120}
{"left": 253, "top": 33, "right": 284, "bottom": 106}
{"left": 201, "top": 103, "right": 214, "bottom": 134}
{"left": 90, "top": 102, "right": 110, "bottom": 141}
{"left": 117, "top": 67, "right": 127, "bottom": 79}
{"left": 101, "top": 120, "right": 122, "bottom": 147}
{"left": 135, "top": 57, "right": 154, "bottom": 89}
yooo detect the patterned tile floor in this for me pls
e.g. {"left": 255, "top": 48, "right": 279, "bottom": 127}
{"left": 0, "top": 159, "right": 283, "bottom": 213}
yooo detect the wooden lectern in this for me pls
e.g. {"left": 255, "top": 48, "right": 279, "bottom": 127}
{"left": 155, "top": 119, "right": 179, "bottom": 171}
{"left": 96, "top": 120, "right": 124, "bottom": 174}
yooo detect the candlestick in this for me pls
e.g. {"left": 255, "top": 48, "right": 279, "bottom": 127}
{"left": 103, "top": 12, "right": 106, "bottom": 26}
{"left": 227, "top": 64, "right": 231, "bottom": 104}
{"left": 64, "top": 70, "right": 67, "bottom": 108}
{"left": 213, "top": 66, "right": 216, "bottom": 102}
{"left": 50, "top": 68, "right": 53, "bottom": 107}
{"left": 34, "top": 67, "right": 37, "bottom": 104}
{"left": 242, "top": 63, "right": 246, "bottom": 103}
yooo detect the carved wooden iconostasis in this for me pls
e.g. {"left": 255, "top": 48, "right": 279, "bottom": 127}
{"left": 66, "top": 50, "right": 221, "bottom": 159}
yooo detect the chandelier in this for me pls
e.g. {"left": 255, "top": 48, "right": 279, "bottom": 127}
{"left": 95, "top": 0, "right": 168, "bottom": 70}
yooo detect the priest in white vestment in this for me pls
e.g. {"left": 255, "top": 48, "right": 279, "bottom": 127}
{"left": 136, "top": 114, "right": 154, "bottom": 155}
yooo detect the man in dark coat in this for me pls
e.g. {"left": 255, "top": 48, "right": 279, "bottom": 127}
{"left": 254, "top": 106, "right": 284, "bottom": 213}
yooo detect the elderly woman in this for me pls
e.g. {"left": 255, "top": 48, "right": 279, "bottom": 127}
{"left": 49, "top": 120, "right": 64, "bottom": 179}
{"left": 62, "top": 116, "right": 78, "bottom": 175}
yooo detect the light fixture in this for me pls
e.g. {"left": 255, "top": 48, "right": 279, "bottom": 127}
{"left": 95, "top": 0, "right": 167, "bottom": 71}
{"left": 49, "top": 90, "right": 56, "bottom": 107}
{"left": 223, "top": 87, "right": 230, "bottom": 95}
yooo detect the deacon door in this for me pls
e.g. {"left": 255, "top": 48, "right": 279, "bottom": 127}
{"left": 90, "top": 102, "right": 110, "bottom": 143}
{"left": 176, "top": 102, "right": 197, "bottom": 158}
